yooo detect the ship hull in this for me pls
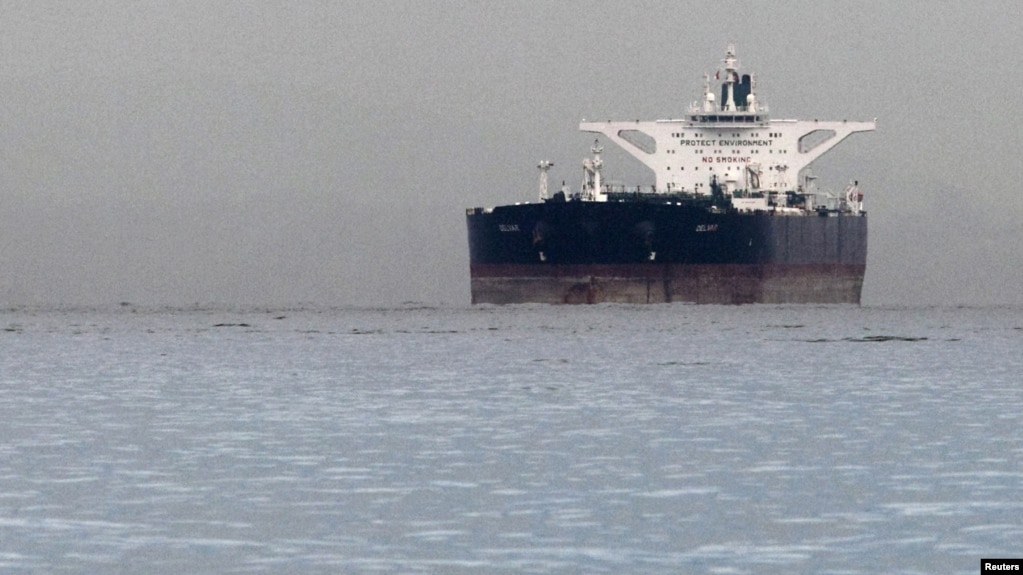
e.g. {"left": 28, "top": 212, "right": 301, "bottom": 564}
{"left": 466, "top": 202, "right": 866, "bottom": 305}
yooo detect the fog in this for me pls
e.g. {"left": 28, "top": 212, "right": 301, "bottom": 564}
{"left": 2, "top": 1, "right": 1020, "bottom": 307}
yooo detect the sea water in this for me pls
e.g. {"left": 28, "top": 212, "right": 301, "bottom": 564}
{"left": 1, "top": 304, "right": 1021, "bottom": 574}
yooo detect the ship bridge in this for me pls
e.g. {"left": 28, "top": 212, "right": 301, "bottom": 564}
{"left": 578, "top": 45, "right": 875, "bottom": 198}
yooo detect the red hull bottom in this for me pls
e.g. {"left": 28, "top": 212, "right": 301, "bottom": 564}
{"left": 470, "top": 263, "right": 865, "bottom": 305}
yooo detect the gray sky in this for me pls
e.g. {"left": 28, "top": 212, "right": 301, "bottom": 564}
{"left": 2, "top": 1, "right": 1021, "bottom": 307}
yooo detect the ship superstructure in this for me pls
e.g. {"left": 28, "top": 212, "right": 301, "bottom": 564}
{"left": 580, "top": 44, "right": 874, "bottom": 206}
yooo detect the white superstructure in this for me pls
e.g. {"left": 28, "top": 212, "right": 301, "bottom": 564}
{"left": 578, "top": 45, "right": 875, "bottom": 203}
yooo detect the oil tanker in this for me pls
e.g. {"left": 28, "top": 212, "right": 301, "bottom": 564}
{"left": 466, "top": 45, "right": 876, "bottom": 304}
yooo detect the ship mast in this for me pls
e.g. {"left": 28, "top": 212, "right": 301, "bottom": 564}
{"left": 581, "top": 140, "right": 604, "bottom": 201}
{"left": 537, "top": 160, "right": 553, "bottom": 201}
{"left": 722, "top": 43, "right": 739, "bottom": 111}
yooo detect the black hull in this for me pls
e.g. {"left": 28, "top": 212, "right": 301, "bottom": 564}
{"left": 466, "top": 202, "right": 867, "bottom": 304}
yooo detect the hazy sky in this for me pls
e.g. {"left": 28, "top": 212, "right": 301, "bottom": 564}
{"left": 2, "top": 1, "right": 1021, "bottom": 306}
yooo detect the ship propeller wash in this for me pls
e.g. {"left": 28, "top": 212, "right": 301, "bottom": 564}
{"left": 466, "top": 45, "right": 876, "bottom": 304}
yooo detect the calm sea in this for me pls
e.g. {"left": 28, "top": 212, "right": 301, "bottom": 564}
{"left": 1, "top": 304, "right": 1021, "bottom": 574}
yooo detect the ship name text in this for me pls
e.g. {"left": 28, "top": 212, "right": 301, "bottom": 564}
{"left": 499, "top": 224, "right": 520, "bottom": 232}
